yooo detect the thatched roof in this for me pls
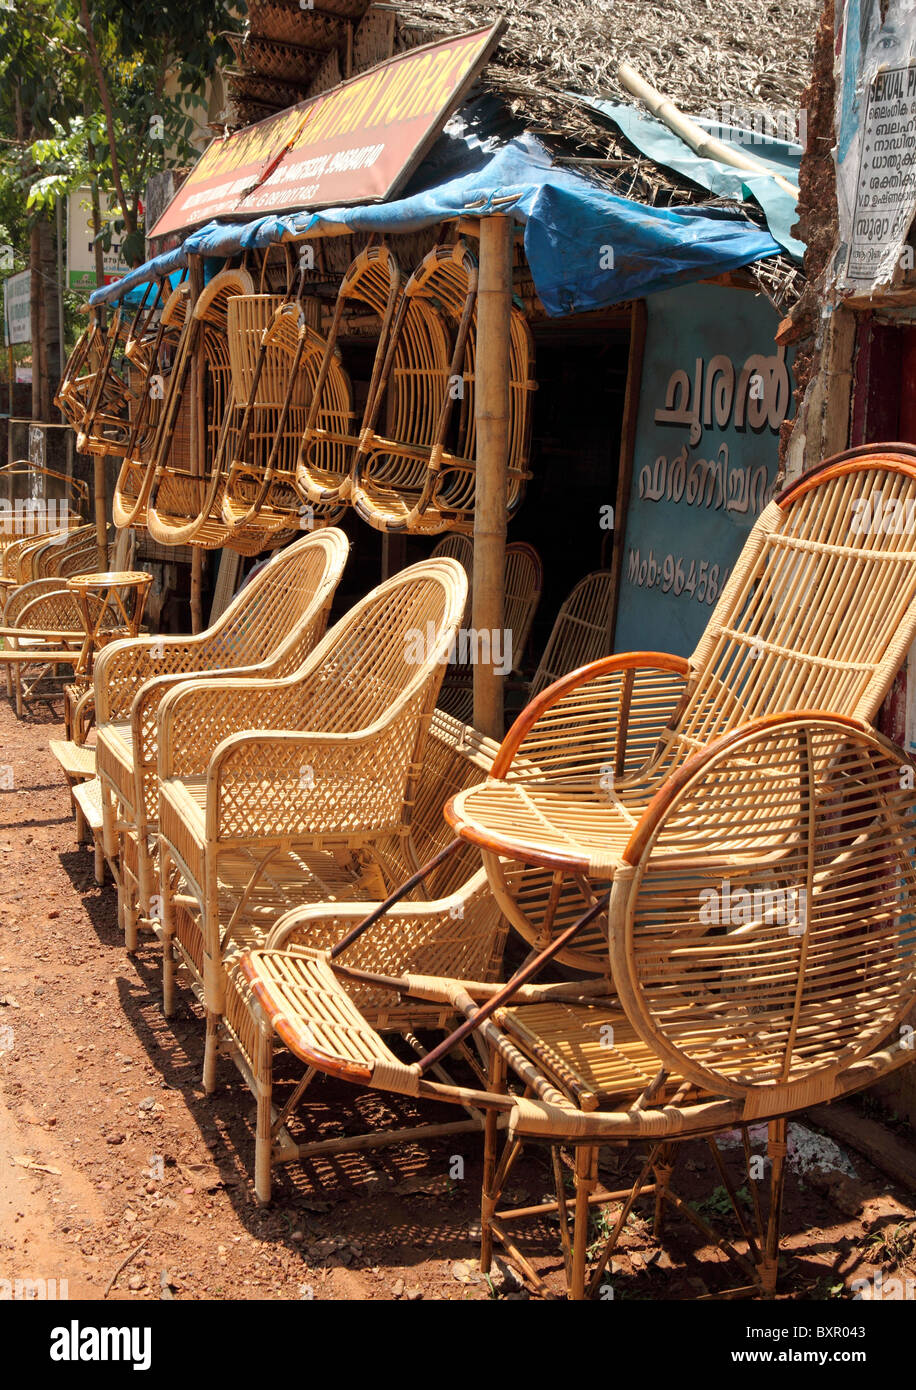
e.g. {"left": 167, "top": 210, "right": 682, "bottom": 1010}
{"left": 225, "top": 0, "right": 817, "bottom": 309}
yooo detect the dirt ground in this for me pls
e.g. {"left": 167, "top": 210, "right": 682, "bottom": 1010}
{"left": 1, "top": 688, "right": 916, "bottom": 1303}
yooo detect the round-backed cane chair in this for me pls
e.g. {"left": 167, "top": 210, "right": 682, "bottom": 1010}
{"left": 350, "top": 242, "right": 537, "bottom": 535}
{"left": 295, "top": 243, "right": 398, "bottom": 508}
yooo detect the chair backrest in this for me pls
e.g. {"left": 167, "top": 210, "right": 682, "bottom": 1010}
{"left": 529, "top": 571, "right": 614, "bottom": 699}
{"left": 211, "top": 528, "right": 350, "bottom": 676}
{"left": 616, "top": 714, "right": 916, "bottom": 1117}
{"left": 673, "top": 450, "right": 916, "bottom": 758}
{"left": 524, "top": 450, "right": 916, "bottom": 798}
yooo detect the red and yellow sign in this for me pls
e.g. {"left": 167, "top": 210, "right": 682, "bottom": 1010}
{"left": 150, "top": 23, "right": 503, "bottom": 238}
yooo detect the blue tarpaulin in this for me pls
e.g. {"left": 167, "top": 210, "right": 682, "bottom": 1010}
{"left": 91, "top": 131, "right": 782, "bottom": 315}
{"left": 572, "top": 97, "right": 803, "bottom": 261}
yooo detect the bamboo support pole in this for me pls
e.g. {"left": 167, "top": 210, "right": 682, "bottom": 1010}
{"left": 473, "top": 214, "right": 513, "bottom": 740}
{"left": 90, "top": 306, "right": 109, "bottom": 570}
{"left": 617, "top": 63, "right": 799, "bottom": 198}
{"left": 188, "top": 256, "right": 205, "bottom": 634}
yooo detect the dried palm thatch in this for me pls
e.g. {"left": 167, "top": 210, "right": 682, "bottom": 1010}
{"left": 230, "top": 1, "right": 815, "bottom": 313}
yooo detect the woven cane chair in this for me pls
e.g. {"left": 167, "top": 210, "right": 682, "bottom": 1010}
{"left": 294, "top": 244, "right": 399, "bottom": 508}
{"left": 144, "top": 269, "right": 258, "bottom": 549}
{"left": 440, "top": 448, "right": 916, "bottom": 972}
{"left": 529, "top": 571, "right": 614, "bottom": 700}
{"left": 350, "top": 242, "right": 537, "bottom": 535}
{"left": 154, "top": 555, "right": 468, "bottom": 1087}
{"left": 221, "top": 298, "right": 352, "bottom": 540}
{"left": 184, "top": 709, "right": 509, "bottom": 1200}
{"left": 112, "top": 282, "right": 190, "bottom": 530}
{"left": 437, "top": 541, "right": 543, "bottom": 723}
{"left": 72, "top": 308, "right": 137, "bottom": 459}
{"left": 88, "top": 528, "right": 349, "bottom": 945}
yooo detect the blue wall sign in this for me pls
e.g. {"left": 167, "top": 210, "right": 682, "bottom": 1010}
{"left": 614, "top": 283, "right": 793, "bottom": 658}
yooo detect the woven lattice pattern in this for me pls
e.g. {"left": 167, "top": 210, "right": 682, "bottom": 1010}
{"left": 620, "top": 716, "right": 916, "bottom": 1107}
{"left": 94, "top": 530, "right": 348, "bottom": 913}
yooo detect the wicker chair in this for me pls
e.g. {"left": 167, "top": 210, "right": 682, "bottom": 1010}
{"left": 294, "top": 244, "right": 399, "bottom": 508}
{"left": 144, "top": 269, "right": 257, "bottom": 549}
{"left": 242, "top": 445, "right": 916, "bottom": 1295}
{"left": 350, "top": 242, "right": 537, "bottom": 535}
{"left": 87, "top": 528, "right": 349, "bottom": 945}
{"left": 436, "top": 540, "right": 543, "bottom": 722}
{"left": 528, "top": 570, "right": 614, "bottom": 700}
{"left": 219, "top": 296, "right": 350, "bottom": 545}
{"left": 72, "top": 308, "right": 137, "bottom": 459}
{"left": 195, "top": 709, "right": 508, "bottom": 1201}
{"left": 112, "top": 282, "right": 189, "bottom": 531}
{"left": 154, "top": 555, "right": 468, "bottom": 1089}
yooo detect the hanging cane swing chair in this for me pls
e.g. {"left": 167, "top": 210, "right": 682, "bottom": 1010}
{"left": 347, "top": 240, "right": 537, "bottom": 536}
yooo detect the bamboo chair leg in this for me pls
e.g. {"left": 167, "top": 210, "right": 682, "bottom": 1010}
{"left": 123, "top": 867, "right": 139, "bottom": 952}
{"left": 480, "top": 1048, "right": 506, "bottom": 1274}
{"left": 761, "top": 1117, "right": 788, "bottom": 1297}
{"left": 160, "top": 840, "right": 177, "bottom": 1017}
{"left": 203, "top": 1009, "right": 221, "bottom": 1095}
{"left": 254, "top": 1014, "right": 274, "bottom": 1205}
{"left": 93, "top": 836, "right": 105, "bottom": 886}
{"left": 570, "top": 1146, "right": 598, "bottom": 1300}
{"left": 100, "top": 781, "right": 118, "bottom": 860}
{"left": 652, "top": 1142, "right": 677, "bottom": 1237}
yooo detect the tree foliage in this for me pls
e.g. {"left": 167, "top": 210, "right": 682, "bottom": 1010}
{"left": 0, "top": 0, "right": 240, "bottom": 265}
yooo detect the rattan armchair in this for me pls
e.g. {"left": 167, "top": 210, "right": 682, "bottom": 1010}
{"left": 154, "top": 555, "right": 468, "bottom": 1089}
{"left": 194, "top": 709, "right": 507, "bottom": 1200}
{"left": 89, "top": 528, "right": 349, "bottom": 945}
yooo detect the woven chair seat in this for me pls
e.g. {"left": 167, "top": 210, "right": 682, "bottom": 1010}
{"left": 245, "top": 947, "right": 406, "bottom": 1081}
{"left": 450, "top": 780, "right": 640, "bottom": 876}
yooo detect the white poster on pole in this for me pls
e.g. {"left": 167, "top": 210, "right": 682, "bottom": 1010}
{"left": 67, "top": 188, "right": 129, "bottom": 290}
{"left": 3, "top": 270, "right": 31, "bottom": 346}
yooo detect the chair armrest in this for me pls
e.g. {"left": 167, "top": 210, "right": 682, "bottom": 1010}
{"left": 203, "top": 718, "right": 421, "bottom": 844}
{"left": 95, "top": 630, "right": 232, "bottom": 723}
{"left": 492, "top": 652, "right": 692, "bottom": 785}
{"left": 156, "top": 673, "right": 306, "bottom": 780}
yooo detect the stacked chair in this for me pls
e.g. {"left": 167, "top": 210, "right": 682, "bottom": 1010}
{"left": 88, "top": 529, "right": 349, "bottom": 934}
{"left": 237, "top": 446, "right": 916, "bottom": 1297}
{"left": 112, "top": 279, "right": 190, "bottom": 530}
